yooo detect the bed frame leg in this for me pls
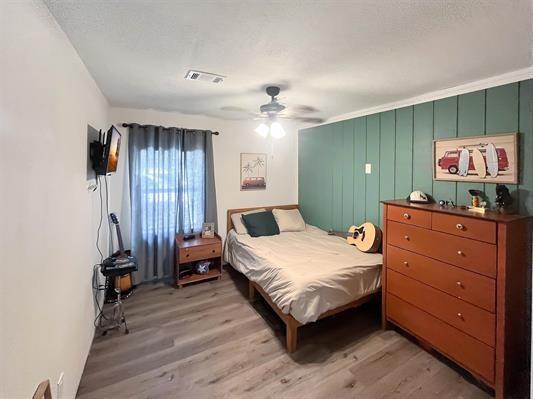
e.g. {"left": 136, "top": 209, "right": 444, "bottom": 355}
{"left": 286, "top": 318, "right": 298, "bottom": 353}
{"left": 248, "top": 281, "right": 257, "bottom": 302}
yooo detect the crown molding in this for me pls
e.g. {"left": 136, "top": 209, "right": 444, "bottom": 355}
{"left": 309, "top": 67, "right": 533, "bottom": 128}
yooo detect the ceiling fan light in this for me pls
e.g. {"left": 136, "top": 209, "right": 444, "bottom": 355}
{"left": 255, "top": 123, "right": 269, "bottom": 137}
{"left": 270, "top": 122, "right": 286, "bottom": 138}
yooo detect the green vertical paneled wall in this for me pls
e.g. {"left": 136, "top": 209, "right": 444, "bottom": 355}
{"left": 298, "top": 80, "right": 533, "bottom": 230}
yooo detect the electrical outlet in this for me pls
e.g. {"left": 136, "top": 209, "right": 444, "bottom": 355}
{"left": 57, "top": 372, "right": 64, "bottom": 399}
{"left": 365, "top": 163, "right": 372, "bottom": 174}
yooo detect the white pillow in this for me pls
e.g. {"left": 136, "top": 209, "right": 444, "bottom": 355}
{"left": 231, "top": 208, "right": 266, "bottom": 234}
{"left": 272, "top": 208, "right": 305, "bottom": 232}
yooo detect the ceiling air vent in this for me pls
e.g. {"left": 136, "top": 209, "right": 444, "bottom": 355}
{"left": 185, "top": 70, "right": 225, "bottom": 84}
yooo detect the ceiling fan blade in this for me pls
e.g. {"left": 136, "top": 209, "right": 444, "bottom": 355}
{"left": 220, "top": 106, "right": 257, "bottom": 117}
{"left": 272, "top": 115, "right": 324, "bottom": 124}
{"left": 293, "top": 116, "right": 325, "bottom": 124}
{"left": 282, "top": 104, "right": 319, "bottom": 115}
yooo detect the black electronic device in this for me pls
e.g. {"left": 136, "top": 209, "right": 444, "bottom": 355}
{"left": 102, "top": 256, "right": 137, "bottom": 278}
{"left": 102, "top": 213, "right": 138, "bottom": 277}
{"left": 90, "top": 125, "right": 122, "bottom": 175}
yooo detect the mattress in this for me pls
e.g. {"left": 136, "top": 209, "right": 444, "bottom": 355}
{"left": 224, "top": 225, "right": 382, "bottom": 324}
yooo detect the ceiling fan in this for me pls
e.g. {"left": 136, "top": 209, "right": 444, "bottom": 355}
{"left": 256, "top": 86, "right": 324, "bottom": 124}
{"left": 260, "top": 86, "right": 286, "bottom": 114}
{"left": 256, "top": 86, "right": 325, "bottom": 138}
{"left": 220, "top": 85, "right": 324, "bottom": 138}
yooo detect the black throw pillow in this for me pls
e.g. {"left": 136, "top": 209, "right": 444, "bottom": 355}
{"left": 241, "top": 210, "right": 280, "bottom": 237}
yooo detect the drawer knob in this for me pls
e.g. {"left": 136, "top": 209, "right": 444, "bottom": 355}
{"left": 403, "top": 261, "right": 409, "bottom": 266}
{"left": 404, "top": 235, "right": 410, "bottom": 241}
{"left": 457, "top": 250, "right": 463, "bottom": 256}
{"left": 186, "top": 254, "right": 190, "bottom": 257}
{"left": 456, "top": 223, "right": 464, "bottom": 230}
{"left": 457, "top": 312, "right": 464, "bottom": 320}
{"left": 456, "top": 281, "right": 463, "bottom": 288}
{"left": 403, "top": 213, "right": 410, "bottom": 220}
{"left": 212, "top": 250, "right": 215, "bottom": 253}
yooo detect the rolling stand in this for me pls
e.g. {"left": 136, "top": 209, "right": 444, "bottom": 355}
{"left": 97, "top": 212, "right": 138, "bottom": 336}
{"left": 99, "top": 261, "right": 137, "bottom": 335}
{"left": 99, "top": 274, "right": 129, "bottom": 335}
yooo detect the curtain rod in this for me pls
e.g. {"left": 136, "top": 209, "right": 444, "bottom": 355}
{"left": 121, "top": 123, "right": 219, "bottom": 135}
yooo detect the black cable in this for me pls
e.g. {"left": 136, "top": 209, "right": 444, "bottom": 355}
{"left": 95, "top": 175, "right": 104, "bottom": 263}
{"left": 93, "top": 174, "right": 108, "bottom": 327}
{"left": 93, "top": 264, "right": 109, "bottom": 326}
{"left": 104, "top": 174, "right": 112, "bottom": 254}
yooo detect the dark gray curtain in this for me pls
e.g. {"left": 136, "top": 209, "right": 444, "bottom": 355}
{"left": 128, "top": 124, "right": 217, "bottom": 282}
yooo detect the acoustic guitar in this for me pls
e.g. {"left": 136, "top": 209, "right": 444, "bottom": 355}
{"left": 346, "top": 223, "right": 382, "bottom": 253}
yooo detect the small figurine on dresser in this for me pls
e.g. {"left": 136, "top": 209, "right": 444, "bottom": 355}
{"left": 495, "top": 184, "right": 513, "bottom": 213}
{"left": 467, "top": 189, "right": 487, "bottom": 214}
{"left": 438, "top": 199, "right": 456, "bottom": 208}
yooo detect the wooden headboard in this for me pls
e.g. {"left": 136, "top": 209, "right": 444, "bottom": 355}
{"left": 226, "top": 204, "right": 299, "bottom": 234}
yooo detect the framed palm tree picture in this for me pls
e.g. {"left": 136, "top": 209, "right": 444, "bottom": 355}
{"left": 240, "top": 153, "right": 267, "bottom": 190}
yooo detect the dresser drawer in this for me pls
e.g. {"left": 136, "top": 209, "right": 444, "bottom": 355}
{"left": 387, "top": 270, "right": 495, "bottom": 346}
{"left": 387, "top": 245, "right": 496, "bottom": 312}
{"left": 179, "top": 243, "right": 221, "bottom": 263}
{"left": 387, "top": 221, "right": 497, "bottom": 278}
{"left": 388, "top": 205, "right": 431, "bottom": 228}
{"left": 432, "top": 213, "right": 496, "bottom": 244}
{"left": 387, "top": 294, "right": 495, "bottom": 383}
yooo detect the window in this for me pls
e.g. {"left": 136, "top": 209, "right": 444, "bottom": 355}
{"left": 137, "top": 147, "right": 205, "bottom": 240}
{"left": 128, "top": 126, "right": 216, "bottom": 282}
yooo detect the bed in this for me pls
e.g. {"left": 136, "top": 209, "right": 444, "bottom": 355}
{"left": 225, "top": 204, "right": 383, "bottom": 352}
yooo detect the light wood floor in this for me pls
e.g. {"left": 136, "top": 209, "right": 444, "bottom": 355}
{"left": 77, "top": 270, "right": 492, "bottom": 399}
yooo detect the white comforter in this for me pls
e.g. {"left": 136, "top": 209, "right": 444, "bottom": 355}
{"left": 225, "top": 225, "right": 382, "bottom": 324}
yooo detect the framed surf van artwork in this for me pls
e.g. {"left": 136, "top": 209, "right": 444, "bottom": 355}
{"left": 433, "top": 133, "right": 518, "bottom": 184}
{"left": 240, "top": 153, "right": 267, "bottom": 190}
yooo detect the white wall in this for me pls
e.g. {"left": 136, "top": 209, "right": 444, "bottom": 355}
{"left": 0, "top": 1, "right": 109, "bottom": 398}
{"left": 108, "top": 107, "right": 299, "bottom": 248}
{"left": 0, "top": 4, "right": 299, "bottom": 396}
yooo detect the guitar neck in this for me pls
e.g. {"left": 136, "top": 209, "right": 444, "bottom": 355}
{"left": 114, "top": 223, "right": 126, "bottom": 257}
{"left": 328, "top": 230, "right": 349, "bottom": 237}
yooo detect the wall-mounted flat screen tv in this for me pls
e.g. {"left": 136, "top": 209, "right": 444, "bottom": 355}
{"left": 90, "top": 125, "right": 122, "bottom": 175}
{"left": 104, "top": 125, "right": 121, "bottom": 173}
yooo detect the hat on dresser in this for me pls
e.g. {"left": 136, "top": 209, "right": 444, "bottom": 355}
{"left": 406, "top": 190, "right": 430, "bottom": 203}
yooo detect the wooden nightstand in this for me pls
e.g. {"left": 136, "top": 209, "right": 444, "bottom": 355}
{"left": 175, "top": 233, "right": 222, "bottom": 288}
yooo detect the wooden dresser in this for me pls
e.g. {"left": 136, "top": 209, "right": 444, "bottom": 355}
{"left": 382, "top": 200, "right": 530, "bottom": 398}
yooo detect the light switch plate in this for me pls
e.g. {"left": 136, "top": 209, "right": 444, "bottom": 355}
{"left": 365, "top": 163, "right": 372, "bottom": 174}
